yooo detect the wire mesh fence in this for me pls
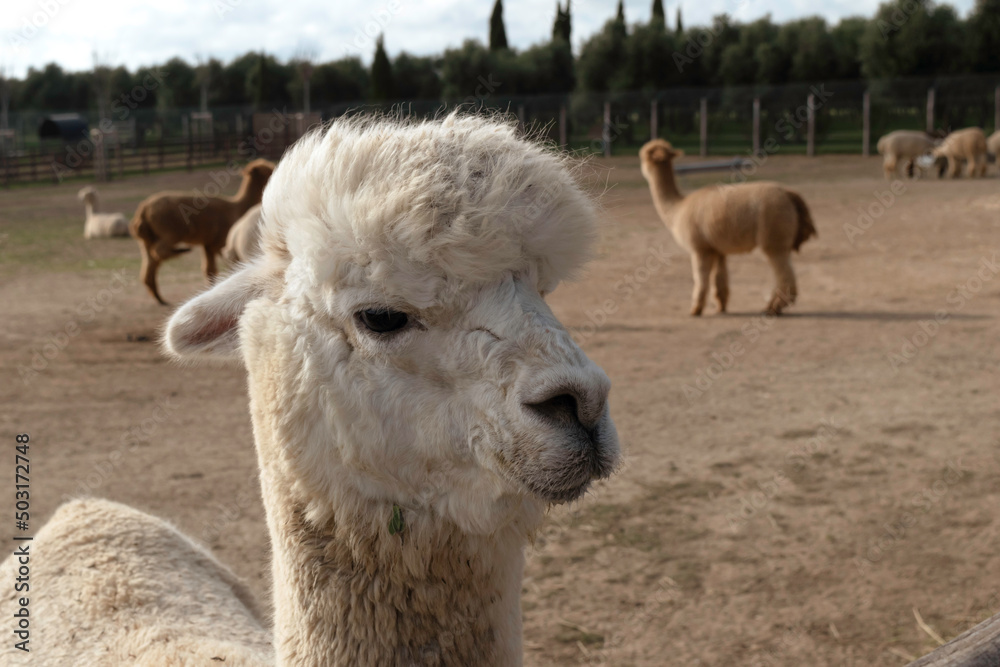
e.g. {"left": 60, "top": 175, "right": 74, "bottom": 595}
{"left": 2, "top": 73, "right": 1000, "bottom": 186}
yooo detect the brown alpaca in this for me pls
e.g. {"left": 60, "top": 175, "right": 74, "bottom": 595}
{"left": 639, "top": 139, "right": 817, "bottom": 316}
{"left": 129, "top": 159, "right": 274, "bottom": 305}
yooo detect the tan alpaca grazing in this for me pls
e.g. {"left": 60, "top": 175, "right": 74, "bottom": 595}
{"left": 986, "top": 130, "right": 1000, "bottom": 172}
{"left": 932, "top": 127, "right": 987, "bottom": 178}
{"left": 876, "top": 130, "right": 937, "bottom": 180}
{"left": 129, "top": 159, "right": 274, "bottom": 305}
{"left": 640, "top": 139, "right": 817, "bottom": 316}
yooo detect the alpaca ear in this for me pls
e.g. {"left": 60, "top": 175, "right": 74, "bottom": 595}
{"left": 672, "top": 148, "right": 685, "bottom": 158}
{"left": 163, "top": 260, "right": 272, "bottom": 362}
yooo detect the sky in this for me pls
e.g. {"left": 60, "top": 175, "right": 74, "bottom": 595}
{"left": 0, "top": 0, "right": 978, "bottom": 77}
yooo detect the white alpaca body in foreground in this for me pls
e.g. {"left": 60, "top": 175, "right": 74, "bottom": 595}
{"left": 79, "top": 186, "right": 129, "bottom": 238}
{"left": 0, "top": 498, "right": 272, "bottom": 666}
{"left": 223, "top": 203, "right": 263, "bottom": 263}
{"left": 2, "top": 115, "right": 620, "bottom": 666}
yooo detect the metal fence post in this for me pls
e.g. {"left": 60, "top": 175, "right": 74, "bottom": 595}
{"left": 603, "top": 101, "right": 611, "bottom": 158}
{"left": 650, "top": 99, "right": 658, "bottom": 140}
{"left": 862, "top": 90, "right": 871, "bottom": 157}
{"left": 699, "top": 97, "right": 708, "bottom": 157}
{"left": 926, "top": 88, "right": 935, "bottom": 133}
{"left": 807, "top": 94, "right": 816, "bottom": 157}
{"left": 752, "top": 97, "right": 760, "bottom": 155}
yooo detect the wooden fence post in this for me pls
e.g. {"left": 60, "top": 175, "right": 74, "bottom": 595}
{"left": 994, "top": 86, "right": 999, "bottom": 134}
{"left": 862, "top": 90, "right": 871, "bottom": 157}
{"left": 603, "top": 101, "right": 612, "bottom": 158}
{"left": 116, "top": 132, "right": 124, "bottom": 179}
{"left": 807, "top": 93, "right": 816, "bottom": 157}
{"left": 650, "top": 99, "right": 658, "bottom": 141}
{"left": 752, "top": 97, "right": 760, "bottom": 155}
{"left": 186, "top": 124, "right": 193, "bottom": 172}
{"left": 700, "top": 97, "right": 708, "bottom": 157}
{"left": 559, "top": 105, "right": 567, "bottom": 147}
{"left": 91, "top": 131, "right": 106, "bottom": 183}
{"left": 926, "top": 88, "right": 935, "bottom": 133}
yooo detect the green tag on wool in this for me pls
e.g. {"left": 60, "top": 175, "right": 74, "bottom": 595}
{"left": 389, "top": 504, "right": 405, "bottom": 536}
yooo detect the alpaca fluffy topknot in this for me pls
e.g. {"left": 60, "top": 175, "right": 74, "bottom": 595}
{"left": 259, "top": 113, "right": 598, "bottom": 308}
{"left": 639, "top": 138, "right": 682, "bottom": 164}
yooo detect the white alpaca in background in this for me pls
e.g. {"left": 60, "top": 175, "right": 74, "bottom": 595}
{"left": 78, "top": 186, "right": 129, "bottom": 238}
{"left": 1, "top": 114, "right": 620, "bottom": 666}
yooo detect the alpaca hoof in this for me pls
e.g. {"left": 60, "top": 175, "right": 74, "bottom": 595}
{"left": 690, "top": 307, "right": 703, "bottom": 317}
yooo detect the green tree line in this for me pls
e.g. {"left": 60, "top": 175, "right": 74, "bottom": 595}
{"left": 2, "top": 0, "right": 998, "bottom": 114}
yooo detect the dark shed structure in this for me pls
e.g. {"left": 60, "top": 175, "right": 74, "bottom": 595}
{"left": 38, "top": 114, "right": 89, "bottom": 142}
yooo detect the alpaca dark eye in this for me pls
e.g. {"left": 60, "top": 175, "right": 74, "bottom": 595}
{"left": 357, "top": 308, "right": 409, "bottom": 334}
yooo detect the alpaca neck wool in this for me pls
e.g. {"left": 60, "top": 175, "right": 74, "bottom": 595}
{"left": 645, "top": 161, "right": 685, "bottom": 227}
{"left": 261, "top": 475, "right": 528, "bottom": 666}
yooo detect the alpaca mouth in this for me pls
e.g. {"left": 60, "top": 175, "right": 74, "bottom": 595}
{"left": 516, "top": 420, "right": 620, "bottom": 503}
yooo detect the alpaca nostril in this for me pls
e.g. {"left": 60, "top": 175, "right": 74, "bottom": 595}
{"left": 525, "top": 393, "right": 582, "bottom": 430}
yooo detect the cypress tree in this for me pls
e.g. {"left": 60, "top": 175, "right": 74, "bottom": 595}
{"left": 490, "top": 0, "right": 509, "bottom": 50}
{"left": 371, "top": 35, "right": 394, "bottom": 101}
{"left": 651, "top": 0, "right": 665, "bottom": 27}
{"left": 552, "top": 1, "right": 572, "bottom": 42}
{"left": 676, "top": 6, "right": 684, "bottom": 34}
{"left": 614, "top": 0, "right": 627, "bottom": 41}
{"left": 565, "top": 0, "right": 572, "bottom": 42}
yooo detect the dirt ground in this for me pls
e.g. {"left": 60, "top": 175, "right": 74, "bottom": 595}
{"left": 1, "top": 154, "right": 998, "bottom": 666}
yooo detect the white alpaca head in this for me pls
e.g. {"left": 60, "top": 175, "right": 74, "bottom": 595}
{"left": 165, "top": 114, "right": 619, "bottom": 535}
{"left": 78, "top": 186, "right": 97, "bottom": 205}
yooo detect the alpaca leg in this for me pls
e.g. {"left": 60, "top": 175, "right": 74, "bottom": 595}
{"left": 765, "top": 253, "right": 797, "bottom": 316}
{"left": 712, "top": 255, "right": 729, "bottom": 313}
{"left": 975, "top": 155, "right": 986, "bottom": 178}
{"left": 947, "top": 156, "right": 959, "bottom": 178}
{"left": 202, "top": 245, "right": 220, "bottom": 282}
{"left": 138, "top": 245, "right": 166, "bottom": 306}
{"left": 883, "top": 158, "right": 895, "bottom": 180}
{"left": 689, "top": 252, "right": 714, "bottom": 316}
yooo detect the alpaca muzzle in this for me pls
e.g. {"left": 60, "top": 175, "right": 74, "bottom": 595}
{"left": 512, "top": 367, "right": 620, "bottom": 502}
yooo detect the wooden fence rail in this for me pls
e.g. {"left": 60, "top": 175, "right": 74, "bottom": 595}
{"left": 0, "top": 130, "right": 294, "bottom": 188}
{"left": 908, "top": 612, "right": 1000, "bottom": 667}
